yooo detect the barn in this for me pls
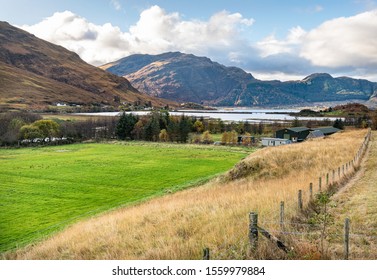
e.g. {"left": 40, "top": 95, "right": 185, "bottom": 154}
{"left": 275, "top": 127, "right": 310, "bottom": 142}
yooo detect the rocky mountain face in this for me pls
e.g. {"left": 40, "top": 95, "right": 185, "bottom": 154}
{"left": 101, "top": 52, "right": 256, "bottom": 105}
{"left": 0, "top": 22, "right": 170, "bottom": 111}
{"left": 102, "top": 52, "right": 377, "bottom": 106}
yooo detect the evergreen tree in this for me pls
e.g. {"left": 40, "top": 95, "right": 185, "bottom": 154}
{"left": 244, "top": 120, "right": 252, "bottom": 134}
{"left": 167, "top": 117, "right": 180, "bottom": 142}
{"left": 116, "top": 113, "right": 138, "bottom": 140}
{"left": 333, "top": 118, "right": 344, "bottom": 130}
{"left": 179, "top": 115, "right": 191, "bottom": 143}
{"left": 144, "top": 114, "right": 160, "bottom": 141}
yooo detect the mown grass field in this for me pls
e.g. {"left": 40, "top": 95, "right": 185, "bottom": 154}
{"left": 0, "top": 142, "right": 248, "bottom": 252}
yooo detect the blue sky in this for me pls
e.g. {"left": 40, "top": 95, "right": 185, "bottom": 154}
{"left": 1, "top": 0, "right": 377, "bottom": 81}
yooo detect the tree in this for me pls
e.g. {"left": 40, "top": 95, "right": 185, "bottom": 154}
{"left": 193, "top": 120, "right": 204, "bottom": 133}
{"left": 221, "top": 131, "right": 230, "bottom": 144}
{"left": 144, "top": 116, "right": 160, "bottom": 141}
{"left": 202, "top": 130, "right": 213, "bottom": 144}
{"left": 24, "top": 120, "right": 60, "bottom": 141}
{"left": 333, "top": 118, "right": 344, "bottom": 130}
{"left": 0, "top": 112, "right": 41, "bottom": 146}
{"left": 116, "top": 113, "right": 138, "bottom": 140}
{"left": 159, "top": 129, "right": 169, "bottom": 142}
{"left": 178, "top": 115, "right": 191, "bottom": 143}
{"left": 230, "top": 130, "right": 238, "bottom": 145}
{"left": 132, "top": 119, "right": 145, "bottom": 140}
{"left": 244, "top": 121, "right": 252, "bottom": 134}
{"left": 257, "top": 122, "right": 264, "bottom": 135}
{"left": 242, "top": 132, "right": 252, "bottom": 146}
{"left": 237, "top": 122, "right": 245, "bottom": 134}
{"left": 20, "top": 125, "right": 43, "bottom": 140}
{"left": 167, "top": 117, "right": 180, "bottom": 142}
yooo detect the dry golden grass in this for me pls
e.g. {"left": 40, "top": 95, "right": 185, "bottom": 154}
{"left": 320, "top": 131, "right": 377, "bottom": 259}
{"left": 5, "top": 129, "right": 368, "bottom": 260}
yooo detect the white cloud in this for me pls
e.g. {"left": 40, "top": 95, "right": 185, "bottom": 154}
{"left": 252, "top": 71, "right": 306, "bottom": 82}
{"left": 256, "top": 26, "right": 306, "bottom": 57}
{"left": 20, "top": 6, "right": 254, "bottom": 66}
{"left": 18, "top": 6, "right": 377, "bottom": 82}
{"left": 300, "top": 10, "right": 377, "bottom": 68}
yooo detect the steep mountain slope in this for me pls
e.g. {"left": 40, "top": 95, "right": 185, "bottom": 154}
{"left": 0, "top": 21, "right": 170, "bottom": 111}
{"left": 102, "top": 52, "right": 377, "bottom": 106}
{"left": 101, "top": 52, "right": 257, "bottom": 105}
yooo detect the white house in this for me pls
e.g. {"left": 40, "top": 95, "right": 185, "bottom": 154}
{"left": 261, "top": 137, "right": 292, "bottom": 147}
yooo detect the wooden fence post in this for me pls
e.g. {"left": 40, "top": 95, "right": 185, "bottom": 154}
{"left": 319, "top": 177, "right": 322, "bottom": 192}
{"left": 342, "top": 165, "right": 345, "bottom": 176}
{"left": 280, "top": 201, "right": 284, "bottom": 229}
{"left": 332, "top": 170, "right": 335, "bottom": 183}
{"left": 309, "top": 183, "right": 313, "bottom": 200}
{"left": 249, "top": 212, "right": 258, "bottom": 249}
{"left": 338, "top": 167, "right": 341, "bottom": 178}
{"left": 326, "top": 173, "right": 329, "bottom": 187}
{"left": 203, "top": 248, "right": 210, "bottom": 260}
{"left": 344, "top": 218, "right": 350, "bottom": 260}
{"left": 298, "top": 190, "right": 303, "bottom": 212}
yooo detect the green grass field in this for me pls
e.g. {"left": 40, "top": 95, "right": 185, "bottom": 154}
{"left": 0, "top": 142, "right": 248, "bottom": 252}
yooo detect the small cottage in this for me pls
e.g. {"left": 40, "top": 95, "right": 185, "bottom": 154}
{"left": 261, "top": 137, "right": 292, "bottom": 147}
{"left": 275, "top": 127, "right": 310, "bottom": 142}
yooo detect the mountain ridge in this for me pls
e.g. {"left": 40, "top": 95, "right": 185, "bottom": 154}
{"left": 102, "top": 52, "right": 377, "bottom": 106}
{"left": 0, "top": 21, "right": 172, "bottom": 111}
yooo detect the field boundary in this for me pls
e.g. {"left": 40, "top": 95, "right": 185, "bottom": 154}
{"left": 201, "top": 129, "right": 372, "bottom": 260}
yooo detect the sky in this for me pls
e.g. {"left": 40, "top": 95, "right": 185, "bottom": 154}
{"left": 1, "top": 0, "right": 377, "bottom": 81}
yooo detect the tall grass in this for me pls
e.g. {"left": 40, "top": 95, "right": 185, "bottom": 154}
{"left": 5, "top": 129, "right": 367, "bottom": 260}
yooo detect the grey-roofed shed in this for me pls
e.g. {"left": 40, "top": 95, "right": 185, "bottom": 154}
{"left": 316, "top": 127, "right": 341, "bottom": 136}
{"left": 306, "top": 130, "right": 325, "bottom": 139}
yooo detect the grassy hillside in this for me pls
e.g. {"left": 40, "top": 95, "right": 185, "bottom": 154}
{"left": 4, "top": 129, "right": 367, "bottom": 260}
{"left": 0, "top": 142, "right": 247, "bottom": 253}
{"left": 317, "top": 131, "right": 377, "bottom": 259}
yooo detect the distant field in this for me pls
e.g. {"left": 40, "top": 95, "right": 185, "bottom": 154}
{"left": 0, "top": 142, "right": 248, "bottom": 252}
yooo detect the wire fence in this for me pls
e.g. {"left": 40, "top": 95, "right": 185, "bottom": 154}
{"left": 244, "top": 129, "right": 374, "bottom": 260}
{"left": 202, "top": 129, "right": 374, "bottom": 260}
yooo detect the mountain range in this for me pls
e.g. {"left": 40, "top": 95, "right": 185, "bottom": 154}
{"left": 102, "top": 52, "right": 377, "bottom": 107}
{"left": 1, "top": 20, "right": 377, "bottom": 111}
{"left": 0, "top": 21, "right": 171, "bottom": 111}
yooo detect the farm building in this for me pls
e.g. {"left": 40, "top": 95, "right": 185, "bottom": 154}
{"left": 275, "top": 127, "right": 310, "bottom": 142}
{"left": 306, "top": 130, "right": 325, "bottom": 140}
{"left": 261, "top": 138, "right": 292, "bottom": 147}
{"left": 315, "top": 126, "right": 341, "bottom": 136}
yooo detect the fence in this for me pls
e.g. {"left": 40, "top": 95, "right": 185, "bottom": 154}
{"left": 203, "top": 129, "right": 373, "bottom": 260}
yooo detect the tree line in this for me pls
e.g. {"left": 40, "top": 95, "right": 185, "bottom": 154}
{"left": 1, "top": 110, "right": 375, "bottom": 147}
{"left": 0, "top": 111, "right": 269, "bottom": 146}
{"left": 0, "top": 111, "right": 117, "bottom": 146}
